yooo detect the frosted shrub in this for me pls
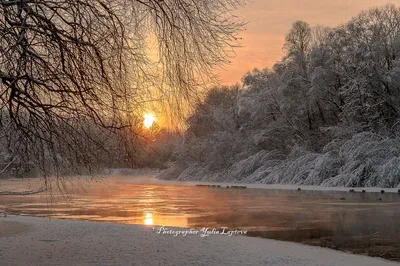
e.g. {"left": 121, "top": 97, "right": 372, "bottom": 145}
{"left": 279, "top": 153, "right": 320, "bottom": 185}
{"left": 244, "top": 158, "right": 286, "bottom": 183}
{"left": 304, "top": 152, "right": 343, "bottom": 185}
{"left": 320, "top": 174, "right": 355, "bottom": 187}
{"left": 177, "top": 164, "right": 205, "bottom": 181}
{"left": 220, "top": 150, "right": 283, "bottom": 182}
{"left": 378, "top": 158, "right": 400, "bottom": 188}
{"left": 157, "top": 164, "right": 186, "bottom": 180}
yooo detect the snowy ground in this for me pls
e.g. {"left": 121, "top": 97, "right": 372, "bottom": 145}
{"left": 1, "top": 215, "right": 397, "bottom": 266}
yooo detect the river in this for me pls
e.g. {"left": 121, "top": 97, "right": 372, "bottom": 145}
{"left": 1, "top": 174, "right": 400, "bottom": 261}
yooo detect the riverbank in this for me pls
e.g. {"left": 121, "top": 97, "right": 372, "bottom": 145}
{"left": 119, "top": 173, "right": 400, "bottom": 193}
{"left": 1, "top": 215, "right": 399, "bottom": 266}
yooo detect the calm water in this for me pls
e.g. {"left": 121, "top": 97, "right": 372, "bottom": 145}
{"left": 1, "top": 175, "right": 400, "bottom": 261}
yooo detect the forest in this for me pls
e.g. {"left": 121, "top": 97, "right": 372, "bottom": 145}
{"left": 160, "top": 4, "right": 400, "bottom": 188}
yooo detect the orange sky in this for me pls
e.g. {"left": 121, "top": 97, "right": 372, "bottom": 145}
{"left": 218, "top": 0, "right": 396, "bottom": 85}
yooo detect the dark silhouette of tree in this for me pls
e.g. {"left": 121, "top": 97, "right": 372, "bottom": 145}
{"left": 0, "top": 0, "right": 244, "bottom": 177}
{"left": 284, "top": 20, "right": 312, "bottom": 56}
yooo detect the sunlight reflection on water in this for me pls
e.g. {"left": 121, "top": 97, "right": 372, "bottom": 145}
{"left": 3, "top": 175, "right": 400, "bottom": 261}
{"left": 144, "top": 212, "right": 153, "bottom": 225}
{"left": 1, "top": 175, "right": 400, "bottom": 234}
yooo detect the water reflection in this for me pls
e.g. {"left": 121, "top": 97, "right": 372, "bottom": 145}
{"left": 144, "top": 212, "right": 153, "bottom": 225}
{"left": 1, "top": 176, "right": 400, "bottom": 261}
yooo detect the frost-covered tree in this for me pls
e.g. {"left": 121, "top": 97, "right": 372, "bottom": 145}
{"left": 327, "top": 5, "right": 400, "bottom": 133}
{"left": 161, "top": 4, "right": 400, "bottom": 188}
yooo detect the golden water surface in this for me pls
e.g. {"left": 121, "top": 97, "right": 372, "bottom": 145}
{"left": 1, "top": 175, "right": 400, "bottom": 260}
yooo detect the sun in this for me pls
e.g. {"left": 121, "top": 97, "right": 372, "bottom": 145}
{"left": 143, "top": 113, "right": 156, "bottom": 128}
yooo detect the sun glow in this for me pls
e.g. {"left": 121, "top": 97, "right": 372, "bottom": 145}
{"left": 144, "top": 212, "right": 154, "bottom": 225}
{"left": 143, "top": 113, "right": 156, "bottom": 128}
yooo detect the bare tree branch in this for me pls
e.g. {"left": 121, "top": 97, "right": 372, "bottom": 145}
{"left": 0, "top": 0, "right": 244, "bottom": 176}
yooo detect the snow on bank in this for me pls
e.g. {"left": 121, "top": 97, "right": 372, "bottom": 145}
{"left": 125, "top": 174, "right": 400, "bottom": 194}
{"left": 1, "top": 215, "right": 398, "bottom": 266}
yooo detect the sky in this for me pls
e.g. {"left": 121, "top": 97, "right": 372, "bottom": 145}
{"left": 218, "top": 0, "right": 396, "bottom": 85}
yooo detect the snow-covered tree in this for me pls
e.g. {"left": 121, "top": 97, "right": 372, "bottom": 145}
{"left": 161, "top": 4, "right": 400, "bottom": 188}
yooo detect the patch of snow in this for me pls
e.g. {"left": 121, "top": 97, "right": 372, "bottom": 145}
{"left": 0, "top": 215, "right": 398, "bottom": 266}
